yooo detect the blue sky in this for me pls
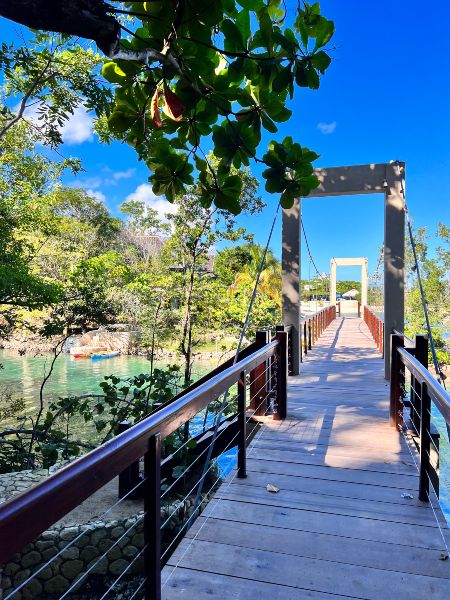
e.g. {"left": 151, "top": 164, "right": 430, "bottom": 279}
{"left": 1, "top": 1, "right": 449, "bottom": 281}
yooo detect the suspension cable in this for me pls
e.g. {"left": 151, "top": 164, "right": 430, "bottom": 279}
{"left": 301, "top": 219, "right": 322, "bottom": 278}
{"left": 190, "top": 201, "right": 281, "bottom": 518}
{"left": 393, "top": 161, "right": 446, "bottom": 389}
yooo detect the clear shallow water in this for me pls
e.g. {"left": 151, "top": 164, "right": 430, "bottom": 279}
{"left": 0, "top": 350, "right": 237, "bottom": 472}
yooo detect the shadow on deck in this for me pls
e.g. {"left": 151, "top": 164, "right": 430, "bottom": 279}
{"left": 162, "top": 318, "right": 450, "bottom": 600}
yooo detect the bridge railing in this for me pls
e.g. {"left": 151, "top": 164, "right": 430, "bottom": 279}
{"left": 390, "top": 332, "right": 450, "bottom": 502}
{"left": 301, "top": 305, "right": 336, "bottom": 361}
{"left": 0, "top": 331, "right": 288, "bottom": 600}
{"left": 363, "top": 305, "right": 384, "bottom": 356}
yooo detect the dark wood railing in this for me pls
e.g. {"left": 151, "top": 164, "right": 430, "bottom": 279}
{"left": 301, "top": 305, "right": 336, "bottom": 361}
{"left": 363, "top": 305, "right": 384, "bottom": 356}
{"left": 390, "top": 332, "right": 450, "bottom": 502}
{"left": 0, "top": 330, "right": 288, "bottom": 599}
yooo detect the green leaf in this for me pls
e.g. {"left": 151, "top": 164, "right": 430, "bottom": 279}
{"left": 314, "top": 19, "right": 335, "bottom": 50}
{"left": 102, "top": 62, "right": 127, "bottom": 84}
{"left": 257, "top": 7, "right": 273, "bottom": 51}
{"left": 222, "top": 19, "right": 245, "bottom": 51}
{"left": 311, "top": 50, "right": 331, "bottom": 73}
{"left": 272, "top": 65, "right": 292, "bottom": 93}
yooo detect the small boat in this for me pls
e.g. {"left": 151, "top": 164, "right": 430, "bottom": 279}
{"left": 91, "top": 350, "right": 120, "bottom": 360}
{"left": 72, "top": 352, "right": 92, "bottom": 358}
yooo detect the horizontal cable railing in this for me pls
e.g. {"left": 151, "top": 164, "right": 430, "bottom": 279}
{"left": 390, "top": 332, "right": 450, "bottom": 505}
{"left": 363, "top": 305, "right": 384, "bottom": 356}
{"left": 0, "top": 330, "right": 288, "bottom": 600}
{"left": 300, "top": 305, "right": 336, "bottom": 362}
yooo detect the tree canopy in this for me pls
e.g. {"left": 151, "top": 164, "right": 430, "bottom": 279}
{"left": 0, "top": 1, "right": 334, "bottom": 213}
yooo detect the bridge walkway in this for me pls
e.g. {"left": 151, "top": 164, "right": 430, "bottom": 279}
{"left": 161, "top": 317, "right": 450, "bottom": 599}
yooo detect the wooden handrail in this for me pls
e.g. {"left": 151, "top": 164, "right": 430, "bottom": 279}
{"left": 0, "top": 340, "right": 279, "bottom": 564}
{"left": 397, "top": 347, "right": 450, "bottom": 426}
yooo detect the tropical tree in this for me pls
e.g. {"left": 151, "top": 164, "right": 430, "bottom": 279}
{"left": 0, "top": 1, "right": 334, "bottom": 213}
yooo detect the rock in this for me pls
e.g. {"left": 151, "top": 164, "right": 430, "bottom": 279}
{"left": 61, "top": 559, "right": 84, "bottom": 580}
{"left": 123, "top": 545, "right": 138, "bottom": 558}
{"left": 35, "top": 540, "right": 54, "bottom": 551}
{"left": 111, "top": 526, "right": 125, "bottom": 539}
{"left": 108, "top": 546, "right": 122, "bottom": 561}
{"left": 80, "top": 545, "right": 98, "bottom": 563}
{"left": 41, "top": 530, "right": 59, "bottom": 541}
{"left": 91, "top": 529, "right": 107, "bottom": 545}
{"left": 131, "top": 533, "right": 144, "bottom": 547}
{"left": 38, "top": 566, "right": 54, "bottom": 581}
{"left": 3, "top": 562, "right": 20, "bottom": 576}
{"left": 60, "top": 526, "right": 79, "bottom": 541}
{"left": 109, "top": 559, "right": 128, "bottom": 576}
{"left": 21, "top": 578, "right": 43, "bottom": 600}
{"left": 13, "top": 569, "right": 31, "bottom": 587}
{"left": 98, "top": 538, "right": 113, "bottom": 554}
{"left": 1, "top": 575, "right": 12, "bottom": 589}
{"left": 60, "top": 546, "right": 79, "bottom": 560}
{"left": 42, "top": 548, "right": 58, "bottom": 562}
{"left": 86, "top": 555, "right": 108, "bottom": 575}
{"left": 21, "top": 551, "right": 42, "bottom": 568}
{"left": 44, "top": 574, "right": 69, "bottom": 594}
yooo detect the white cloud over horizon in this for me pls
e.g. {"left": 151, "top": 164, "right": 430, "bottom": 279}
{"left": 86, "top": 189, "right": 106, "bottom": 203}
{"left": 317, "top": 121, "right": 337, "bottom": 135}
{"left": 113, "top": 168, "right": 136, "bottom": 181}
{"left": 125, "top": 183, "right": 177, "bottom": 219}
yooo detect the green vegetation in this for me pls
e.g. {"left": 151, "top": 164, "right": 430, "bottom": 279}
{"left": 405, "top": 226, "right": 450, "bottom": 367}
{"left": 0, "top": 1, "right": 334, "bottom": 213}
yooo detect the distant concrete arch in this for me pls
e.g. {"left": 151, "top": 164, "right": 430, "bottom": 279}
{"left": 281, "top": 162, "right": 405, "bottom": 379}
{"left": 330, "top": 257, "right": 368, "bottom": 307}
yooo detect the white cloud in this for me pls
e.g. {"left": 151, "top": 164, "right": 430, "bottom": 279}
{"left": 86, "top": 189, "right": 106, "bottom": 203}
{"left": 113, "top": 168, "right": 136, "bottom": 181}
{"left": 61, "top": 106, "right": 94, "bottom": 145}
{"left": 317, "top": 121, "right": 337, "bottom": 135}
{"left": 125, "top": 183, "right": 177, "bottom": 219}
{"left": 18, "top": 102, "right": 94, "bottom": 145}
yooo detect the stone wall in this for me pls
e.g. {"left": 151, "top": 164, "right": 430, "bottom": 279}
{"left": 0, "top": 469, "right": 205, "bottom": 599}
{"left": 0, "top": 514, "right": 144, "bottom": 600}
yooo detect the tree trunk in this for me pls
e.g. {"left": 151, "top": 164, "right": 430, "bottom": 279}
{"left": 0, "top": 0, "right": 120, "bottom": 56}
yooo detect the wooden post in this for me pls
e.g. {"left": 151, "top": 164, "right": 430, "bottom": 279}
{"left": 389, "top": 334, "right": 404, "bottom": 428}
{"left": 144, "top": 433, "right": 161, "bottom": 600}
{"left": 308, "top": 322, "right": 312, "bottom": 350}
{"left": 237, "top": 370, "right": 247, "bottom": 478}
{"left": 419, "top": 382, "right": 431, "bottom": 502}
{"left": 249, "top": 330, "right": 269, "bottom": 414}
{"left": 273, "top": 330, "right": 287, "bottom": 421}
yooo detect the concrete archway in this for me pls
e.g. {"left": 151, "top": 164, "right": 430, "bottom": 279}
{"left": 282, "top": 162, "right": 405, "bottom": 378}
{"left": 330, "top": 257, "right": 368, "bottom": 307}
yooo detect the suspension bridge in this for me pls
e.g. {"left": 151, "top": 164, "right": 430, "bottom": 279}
{"left": 0, "top": 162, "right": 449, "bottom": 600}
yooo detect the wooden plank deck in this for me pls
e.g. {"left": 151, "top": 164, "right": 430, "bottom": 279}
{"left": 162, "top": 317, "right": 450, "bottom": 599}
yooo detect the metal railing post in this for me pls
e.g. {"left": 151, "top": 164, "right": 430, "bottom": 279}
{"left": 390, "top": 334, "right": 404, "bottom": 428}
{"left": 303, "top": 322, "right": 308, "bottom": 355}
{"left": 237, "top": 370, "right": 247, "bottom": 478}
{"left": 419, "top": 382, "right": 431, "bottom": 502}
{"left": 118, "top": 421, "right": 141, "bottom": 499}
{"left": 411, "top": 335, "right": 428, "bottom": 436}
{"left": 273, "top": 330, "right": 287, "bottom": 420}
{"left": 308, "top": 322, "right": 312, "bottom": 350}
{"left": 144, "top": 433, "right": 161, "bottom": 600}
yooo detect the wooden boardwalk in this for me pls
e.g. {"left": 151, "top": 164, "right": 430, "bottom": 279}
{"left": 162, "top": 317, "right": 450, "bottom": 599}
